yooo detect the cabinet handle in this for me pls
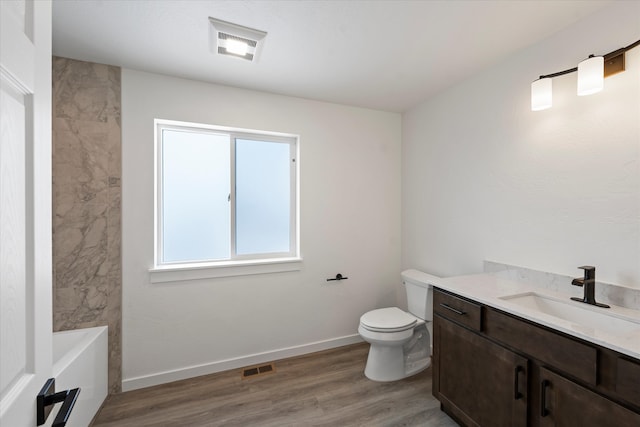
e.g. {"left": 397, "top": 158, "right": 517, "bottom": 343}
{"left": 514, "top": 366, "right": 524, "bottom": 400}
{"left": 540, "top": 379, "right": 550, "bottom": 417}
{"left": 439, "top": 303, "right": 466, "bottom": 315}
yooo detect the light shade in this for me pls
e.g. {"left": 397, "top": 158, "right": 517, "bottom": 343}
{"left": 531, "top": 78, "right": 552, "bottom": 111}
{"left": 577, "top": 56, "right": 604, "bottom": 96}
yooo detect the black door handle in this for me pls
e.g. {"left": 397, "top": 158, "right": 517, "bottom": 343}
{"left": 37, "top": 378, "right": 81, "bottom": 427}
{"left": 53, "top": 388, "right": 80, "bottom": 427}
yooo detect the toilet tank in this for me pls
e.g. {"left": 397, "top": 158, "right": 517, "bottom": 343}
{"left": 401, "top": 269, "right": 440, "bottom": 321}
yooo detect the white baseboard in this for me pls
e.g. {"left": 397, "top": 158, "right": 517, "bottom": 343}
{"left": 122, "top": 334, "right": 363, "bottom": 392}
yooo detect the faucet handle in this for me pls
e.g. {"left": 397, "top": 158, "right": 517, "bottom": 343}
{"left": 577, "top": 265, "right": 595, "bottom": 278}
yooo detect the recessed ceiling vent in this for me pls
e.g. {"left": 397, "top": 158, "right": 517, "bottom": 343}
{"left": 209, "top": 17, "right": 267, "bottom": 62}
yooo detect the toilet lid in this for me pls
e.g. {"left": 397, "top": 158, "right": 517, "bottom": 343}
{"left": 360, "top": 307, "right": 417, "bottom": 332}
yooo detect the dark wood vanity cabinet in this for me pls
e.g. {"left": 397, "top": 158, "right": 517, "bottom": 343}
{"left": 432, "top": 288, "right": 640, "bottom": 427}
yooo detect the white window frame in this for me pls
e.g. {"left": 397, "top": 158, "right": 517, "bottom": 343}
{"left": 150, "top": 119, "right": 301, "bottom": 282}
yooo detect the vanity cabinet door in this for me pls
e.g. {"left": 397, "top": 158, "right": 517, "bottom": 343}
{"left": 616, "top": 357, "right": 640, "bottom": 406}
{"left": 434, "top": 314, "right": 528, "bottom": 427}
{"left": 539, "top": 367, "right": 640, "bottom": 427}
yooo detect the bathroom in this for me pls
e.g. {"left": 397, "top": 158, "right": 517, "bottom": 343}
{"left": 1, "top": 0, "right": 638, "bottom": 426}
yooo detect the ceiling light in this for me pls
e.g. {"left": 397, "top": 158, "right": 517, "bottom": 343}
{"left": 225, "top": 39, "right": 249, "bottom": 56}
{"left": 209, "top": 17, "right": 267, "bottom": 62}
{"left": 530, "top": 38, "right": 639, "bottom": 111}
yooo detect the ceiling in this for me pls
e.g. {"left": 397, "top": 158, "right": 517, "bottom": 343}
{"left": 52, "top": 0, "right": 612, "bottom": 112}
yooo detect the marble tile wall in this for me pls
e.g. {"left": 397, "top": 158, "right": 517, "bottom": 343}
{"left": 484, "top": 261, "right": 640, "bottom": 310}
{"left": 52, "top": 57, "right": 121, "bottom": 393}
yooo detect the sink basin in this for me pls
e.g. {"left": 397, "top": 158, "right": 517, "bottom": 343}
{"left": 498, "top": 292, "right": 640, "bottom": 337}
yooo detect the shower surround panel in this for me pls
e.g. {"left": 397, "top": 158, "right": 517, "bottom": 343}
{"left": 52, "top": 57, "right": 122, "bottom": 393}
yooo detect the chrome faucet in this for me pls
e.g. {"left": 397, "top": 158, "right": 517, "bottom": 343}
{"left": 570, "top": 266, "right": 609, "bottom": 308}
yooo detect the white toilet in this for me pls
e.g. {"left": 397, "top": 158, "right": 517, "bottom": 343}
{"left": 358, "top": 269, "right": 438, "bottom": 382}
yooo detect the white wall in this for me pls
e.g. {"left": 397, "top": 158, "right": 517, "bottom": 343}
{"left": 121, "top": 70, "right": 401, "bottom": 389}
{"left": 403, "top": 1, "right": 640, "bottom": 287}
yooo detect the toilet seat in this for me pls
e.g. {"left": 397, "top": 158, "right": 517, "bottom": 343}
{"left": 360, "top": 307, "right": 417, "bottom": 333}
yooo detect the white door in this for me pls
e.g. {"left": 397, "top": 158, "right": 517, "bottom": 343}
{"left": 0, "top": 1, "right": 53, "bottom": 426}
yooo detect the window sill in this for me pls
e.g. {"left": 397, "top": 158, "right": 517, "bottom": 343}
{"left": 149, "top": 257, "right": 303, "bottom": 283}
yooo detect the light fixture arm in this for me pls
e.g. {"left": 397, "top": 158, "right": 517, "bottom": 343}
{"left": 604, "top": 38, "right": 640, "bottom": 60}
{"left": 538, "top": 67, "right": 577, "bottom": 80}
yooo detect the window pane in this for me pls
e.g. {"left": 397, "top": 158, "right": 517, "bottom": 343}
{"left": 236, "top": 139, "right": 291, "bottom": 255}
{"left": 162, "top": 130, "right": 230, "bottom": 262}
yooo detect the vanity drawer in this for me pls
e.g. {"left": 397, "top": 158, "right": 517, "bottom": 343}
{"left": 434, "top": 288, "right": 482, "bottom": 331}
{"left": 485, "top": 308, "right": 597, "bottom": 385}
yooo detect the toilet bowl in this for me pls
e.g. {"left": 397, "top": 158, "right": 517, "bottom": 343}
{"left": 358, "top": 269, "right": 438, "bottom": 382}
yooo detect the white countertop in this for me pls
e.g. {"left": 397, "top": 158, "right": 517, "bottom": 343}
{"left": 432, "top": 273, "right": 640, "bottom": 360}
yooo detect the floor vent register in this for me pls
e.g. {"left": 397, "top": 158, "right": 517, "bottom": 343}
{"left": 241, "top": 363, "right": 276, "bottom": 379}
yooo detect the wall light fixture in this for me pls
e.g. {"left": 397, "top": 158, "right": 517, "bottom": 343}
{"left": 531, "top": 39, "right": 640, "bottom": 111}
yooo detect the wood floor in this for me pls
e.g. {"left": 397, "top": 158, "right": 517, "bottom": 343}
{"left": 92, "top": 343, "right": 458, "bottom": 427}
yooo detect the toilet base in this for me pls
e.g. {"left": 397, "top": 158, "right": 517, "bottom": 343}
{"left": 361, "top": 323, "right": 431, "bottom": 382}
{"left": 364, "top": 345, "right": 431, "bottom": 382}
